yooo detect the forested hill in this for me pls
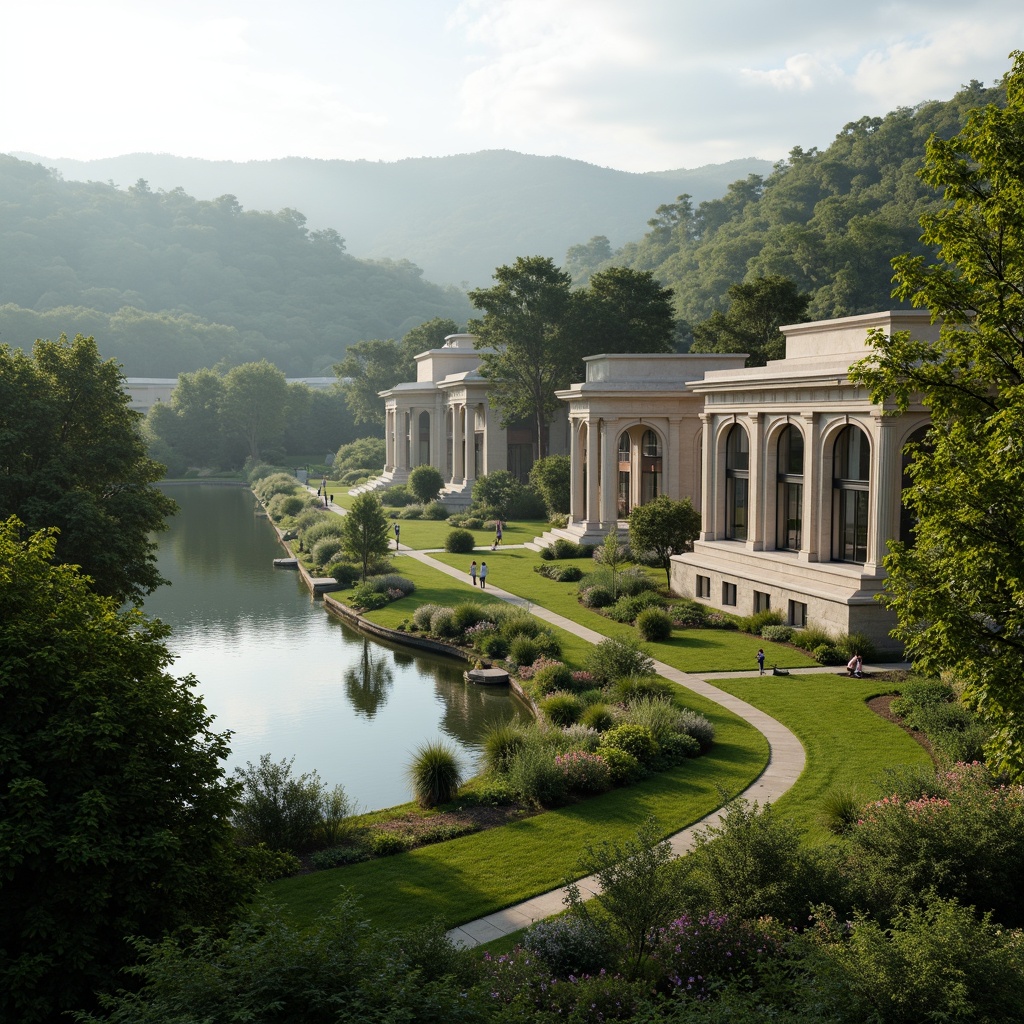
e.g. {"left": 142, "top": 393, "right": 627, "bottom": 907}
{"left": 12, "top": 150, "right": 774, "bottom": 288}
{"left": 0, "top": 155, "right": 471, "bottom": 376}
{"left": 584, "top": 79, "right": 1008, "bottom": 327}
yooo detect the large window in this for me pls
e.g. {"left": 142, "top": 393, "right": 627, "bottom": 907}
{"left": 418, "top": 411, "right": 431, "bottom": 467}
{"left": 899, "top": 426, "right": 930, "bottom": 546}
{"left": 776, "top": 424, "right": 803, "bottom": 550}
{"left": 640, "top": 429, "right": 662, "bottom": 504}
{"left": 617, "top": 432, "right": 631, "bottom": 516}
{"left": 725, "top": 424, "right": 749, "bottom": 541}
{"left": 833, "top": 425, "right": 870, "bottom": 562}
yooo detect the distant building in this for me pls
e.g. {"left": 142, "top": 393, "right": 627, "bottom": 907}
{"left": 123, "top": 376, "right": 337, "bottom": 415}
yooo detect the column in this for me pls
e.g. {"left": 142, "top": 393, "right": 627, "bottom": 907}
{"left": 384, "top": 408, "right": 394, "bottom": 471}
{"left": 396, "top": 409, "right": 409, "bottom": 471}
{"left": 867, "top": 415, "right": 897, "bottom": 572}
{"left": 585, "top": 417, "right": 600, "bottom": 529}
{"left": 698, "top": 413, "right": 714, "bottom": 540}
{"left": 800, "top": 412, "right": 820, "bottom": 562}
{"left": 407, "top": 407, "right": 418, "bottom": 467}
{"left": 600, "top": 419, "right": 618, "bottom": 527}
{"left": 452, "top": 402, "right": 465, "bottom": 483}
{"left": 747, "top": 412, "right": 765, "bottom": 550}
{"left": 569, "top": 418, "right": 583, "bottom": 524}
{"left": 465, "top": 401, "right": 478, "bottom": 487}
{"left": 666, "top": 415, "right": 682, "bottom": 501}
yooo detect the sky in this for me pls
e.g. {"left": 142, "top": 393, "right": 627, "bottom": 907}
{"left": 3, "top": 0, "right": 1022, "bottom": 174}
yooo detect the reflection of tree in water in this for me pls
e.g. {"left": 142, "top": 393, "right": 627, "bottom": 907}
{"left": 435, "top": 673, "right": 532, "bottom": 748}
{"left": 343, "top": 639, "right": 395, "bottom": 718}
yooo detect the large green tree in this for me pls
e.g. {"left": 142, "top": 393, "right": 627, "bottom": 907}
{"left": 691, "top": 275, "right": 811, "bottom": 366}
{"left": 627, "top": 495, "right": 702, "bottom": 587}
{"left": 335, "top": 317, "right": 460, "bottom": 427}
{"left": 582, "top": 266, "right": 677, "bottom": 354}
{"left": 341, "top": 492, "right": 391, "bottom": 579}
{"left": 220, "top": 359, "right": 290, "bottom": 463}
{"left": 851, "top": 50, "right": 1024, "bottom": 778}
{"left": 0, "top": 518, "right": 250, "bottom": 1023}
{"left": 0, "top": 333, "right": 177, "bottom": 603}
{"left": 469, "top": 256, "right": 577, "bottom": 459}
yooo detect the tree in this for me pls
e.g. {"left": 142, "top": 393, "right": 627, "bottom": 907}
{"left": 335, "top": 318, "right": 459, "bottom": 427}
{"left": 691, "top": 275, "right": 811, "bottom": 366}
{"left": 529, "top": 454, "right": 570, "bottom": 516}
{"left": 582, "top": 266, "right": 676, "bottom": 355}
{"left": 166, "top": 365, "right": 226, "bottom": 465}
{"left": 0, "top": 518, "right": 250, "bottom": 1023}
{"left": 628, "top": 495, "right": 701, "bottom": 587}
{"left": 469, "top": 256, "right": 577, "bottom": 459}
{"left": 341, "top": 492, "right": 391, "bottom": 579}
{"left": 564, "top": 234, "right": 614, "bottom": 285}
{"left": 220, "top": 360, "right": 289, "bottom": 463}
{"left": 0, "top": 333, "right": 178, "bottom": 603}
{"left": 471, "top": 470, "right": 525, "bottom": 521}
{"left": 850, "top": 50, "right": 1024, "bottom": 778}
{"left": 408, "top": 464, "right": 445, "bottom": 503}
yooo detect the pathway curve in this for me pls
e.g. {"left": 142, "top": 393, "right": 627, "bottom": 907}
{"left": 397, "top": 549, "right": 807, "bottom": 949}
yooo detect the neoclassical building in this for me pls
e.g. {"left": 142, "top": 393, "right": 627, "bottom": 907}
{"left": 670, "top": 310, "right": 937, "bottom": 650}
{"left": 550, "top": 353, "right": 746, "bottom": 544}
{"left": 374, "top": 333, "right": 568, "bottom": 506}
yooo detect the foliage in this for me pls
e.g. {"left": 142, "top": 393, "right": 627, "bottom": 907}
{"left": 522, "top": 914, "right": 616, "bottom": 978}
{"left": 691, "top": 274, "right": 811, "bottom": 365}
{"left": 444, "top": 528, "right": 476, "bottom": 553}
{"left": 471, "top": 470, "right": 525, "bottom": 521}
{"left": 760, "top": 623, "right": 793, "bottom": 643}
{"left": 540, "top": 691, "right": 585, "bottom": 727}
{"left": 585, "top": 636, "right": 656, "bottom": 686}
{"left": 0, "top": 333, "right": 178, "bottom": 603}
{"left": 482, "top": 722, "right": 530, "bottom": 776}
{"left": 541, "top": 537, "right": 594, "bottom": 559}
{"left": 580, "top": 703, "right": 616, "bottom": 732}
{"left": 341, "top": 492, "right": 391, "bottom": 579}
{"left": 423, "top": 499, "right": 449, "bottom": 519}
{"left": 845, "top": 761, "right": 1024, "bottom": 927}
{"left": 607, "top": 589, "right": 664, "bottom": 623}
{"left": 233, "top": 754, "right": 353, "bottom": 854}
{"left": 507, "top": 740, "right": 570, "bottom": 808}
{"left": 636, "top": 606, "right": 674, "bottom": 641}
{"left": 627, "top": 494, "right": 702, "bottom": 586}
{"left": 848, "top": 53, "right": 1024, "bottom": 777}
{"left": 381, "top": 484, "right": 416, "bottom": 506}
{"left": 555, "top": 750, "right": 613, "bottom": 796}
{"left": 601, "top": 724, "right": 660, "bottom": 766}
{"left": 409, "top": 463, "right": 446, "bottom": 503}
{"left": 565, "top": 817, "right": 677, "bottom": 980}
{"left": 529, "top": 661, "right": 576, "bottom": 696}
{"left": 592, "top": 745, "right": 644, "bottom": 786}
{"left": 508, "top": 634, "right": 540, "bottom": 668}
{"left": 220, "top": 359, "right": 290, "bottom": 463}
{"left": 528, "top": 454, "right": 571, "bottom": 515}
{"left": 335, "top": 435, "right": 387, "bottom": 471}
{"left": 0, "top": 519, "right": 250, "bottom": 1024}
{"left": 406, "top": 740, "right": 464, "bottom": 808}
{"left": 579, "top": 583, "right": 614, "bottom": 608}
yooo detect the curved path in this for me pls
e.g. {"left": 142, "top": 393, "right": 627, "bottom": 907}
{"left": 393, "top": 549, "right": 807, "bottom": 949}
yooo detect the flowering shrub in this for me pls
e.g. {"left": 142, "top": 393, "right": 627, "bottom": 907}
{"left": 523, "top": 916, "right": 616, "bottom": 976}
{"left": 555, "top": 750, "right": 611, "bottom": 795}
{"left": 517, "top": 656, "right": 565, "bottom": 683}
{"left": 649, "top": 911, "right": 782, "bottom": 998}
{"left": 571, "top": 670, "right": 596, "bottom": 687}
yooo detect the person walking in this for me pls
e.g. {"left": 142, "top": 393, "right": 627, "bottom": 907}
{"left": 493, "top": 520, "right": 503, "bottom": 550}
{"left": 479, "top": 561, "right": 488, "bottom": 588}
{"left": 756, "top": 648, "right": 765, "bottom": 675}
{"left": 469, "top": 560, "right": 478, "bottom": 586}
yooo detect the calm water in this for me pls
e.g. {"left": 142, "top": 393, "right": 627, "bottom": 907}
{"left": 143, "top": 484, "right": 530, "bottom": 811}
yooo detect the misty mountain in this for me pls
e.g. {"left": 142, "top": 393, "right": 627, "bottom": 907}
{"left": 14, "top": 150, "right": 774, "bottom": 288}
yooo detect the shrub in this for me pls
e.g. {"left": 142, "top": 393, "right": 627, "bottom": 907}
{"left": 607, "top": 591, "right": 664, "bottom": 623}
{"left": 534, "top": 562, "right": 585, "bottom": 582}
{"left": 482, "top": 722, "right": 531, "bottom": 775}
{"left": 790, "top": 624, "right": 835, "bottom": 651}
{"left": 610, "top": 674, "right": 676, "bottom": 704}
{"left": 636, "top": 606, "right": 674, "bottom": 641}
{"left": 507, "top": 742, "right": 569, "bottom": 808}
{"left": 492, "top": 606, "right": 542, "bottom": 637}
{"left": 585, "top": 636, "right": 655, "bottom": 686}
{"left": 350, "top": 584, "right": 389, "bottom": 610}
{"left": 593, "top": 745, "right": 643, "bottom": 786}
{"left": 311, "top": 535, "right": 344, "bottom": 568}
{"left": 540, "top": 692, "right": 585, "bottom": 727}
{"left": 233, "top": 754, "right": 349, "bottom": 854}
{"left": 741, "top": 609, "right": 785, "bottom": 635}
{"left": 760, "top": 623, "right": 793, "bottom": 643}
{"left": 522, "top": 914, "right": 615, "bottom": 978}
{"left": 812, "top": 643, "right": 845, "bottom": 666}
{"left": 543, "top": 538, "right": 593, "bottom": 560}
{"left": 380, "top": 485, "right": 416, "bottom": 507}
{"left": 601, "top": 723, "right": 660, "bottom": 765}
{"left": 309, "top": 845, "right": 369, "bottom": 869}
{"left": 412, "top": 604, "right": 441, "bottom": 630}
{"left": 471, "top": 470, "right": 524, "bottom": 521}
{"left": 580, "top": 702, "right": 616, "bottom": 732}
{"left": 623, "top": 696, "right": 681, "bottom": 744}
{"left": 529, "top": 661, "right": 575, "bottom": 696}
{"left": 239, "top": 843, "right": 303, "bottom": 882}
{"left": 339, "top": 470, "right": 369, "bottom": 485}
{"left": 266, "top": 492, "right": 307, "bottom": 520}
{"left": 833, "top": 630, "right": 877, "bottom": 662}
{"left": 820, "top": 784, "right": 864, "bottom": 836}
{"left": 253, "top": 472, "right": 301, "bottom": 501}
{"left": 658, "top": 732, "right": 700, "bottom": 764}
{"left": 556, "top": 723, "right": 601, "bottom": 752}
{"left": 429, "top": 607, "right": 460, "bottom": 639}
{"left": 299, "top": 518, "right": 345, "bottom": 553}
{"left": 325, "top": 561, "right": 361, "bottom": 587}
{"left": 555, "top": 750, "right": 612, "bottom": 796}
{"left": 671, "top": 597, "right": 711, "bottom": 627}
{"left": 408, "top": 464, "right": 445, "bottom": 503}
{"left": 363, "top": 574, "right": 415, "bottom": 596}
{"left": 369, "top": 830, "right": 413, "bottom": 856}
{"left": 578, "top": 584, "right": 614, "bottom": 608}
{"left": 450, "top": 602, "right": 488, "bottom": 634}
{"left": 479, "top": 633, "right": 509, "bottom": 659}
{"left": 676, "top": 708, "right": 716, "bottom": 751}
{"left": 444, "top": 528, "right": 476, "bottom": 553}
{"left": 396, "top": 504, "right": 424, "bottom": 519}
{"left": 531, "top": 629, "right": 562, "bottom": 660}
{"left": 406, "top": 740, "right": 463, "bottom": 808}
{"left": 247, "top": 462, "right": 280, "bottom": 484}
{"left": 508, "top": 634, "right": 539, "bottom": 669}
{"left": 423, "top": 499, "right": 448, "bottom": 520}
{"left": 293, "top": 507, "right": 328, "bottom": 534}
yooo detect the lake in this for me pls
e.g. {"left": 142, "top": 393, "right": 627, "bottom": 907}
{"left": 142, "top": 484, "right": 531, "bottom": 811}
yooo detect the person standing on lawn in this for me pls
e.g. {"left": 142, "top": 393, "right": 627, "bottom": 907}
{"left": 469, "top": 560, "right": 478, "bottom": 586}
{"left": 479, "top": 561, "right": 488, "bottom": 588}
{"left": 757, "top": 648, "right": 765, "bottom": 675}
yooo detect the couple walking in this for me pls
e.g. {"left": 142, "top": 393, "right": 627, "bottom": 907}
{"left": 469, "top": 560, "right": 488, "bottom": 588}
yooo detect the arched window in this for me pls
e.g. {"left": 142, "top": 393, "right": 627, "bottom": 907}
{"left": 725, "top": 424, "right": 749, "bottom": 541}
{"left": 899, "top": 425, "right": 931, "bottom": 546}
{"left": 833, "top": 425, "right": 870, "bottom": 562}
{"left": 776, "top": 425, "right": 803, "bottom": 550}
{"left": 418, "top": 410, "right": 431, "bottom": 467}
{"left": 617, "top": 431, "right": 631, "bottom": 517}
{"left": 640, "top": 429, "right": 662, "bottom": 504}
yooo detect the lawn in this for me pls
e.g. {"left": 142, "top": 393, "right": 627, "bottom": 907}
{"left": 707, "top": 672, "right": 932, "bottom": 841}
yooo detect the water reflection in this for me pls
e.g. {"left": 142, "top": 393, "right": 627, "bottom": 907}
{"left": 144, "top": 484, "right": 532, "bottom": 810}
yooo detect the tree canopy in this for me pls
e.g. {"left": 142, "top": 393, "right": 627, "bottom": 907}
{"left": 850, "top": 50, "right": 1024, "bottom": 778}
{"left": 0, "top": 333, "right": 177, "bottom": 602}
{"left": 0, "top": 518, "right": 250, "bottom": 1023}
{"left": 628, "top": 495, "right": 702, "bottom": 586}
{"left": 342, "top": 492, "right": 391, "bottom": 579}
